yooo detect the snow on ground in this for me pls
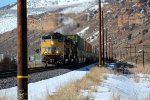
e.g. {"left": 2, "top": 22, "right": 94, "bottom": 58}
{"left": 0, "top": 64, "right": 95, "bottom": 100}
{"left": 81, "top": 74, "right": 150, "bottom": 100}
{"left": 0, "top": 63, "right": 149, "bottom": 100}
{"left": 76, "top": 27, "right": 89, "bottom": 37}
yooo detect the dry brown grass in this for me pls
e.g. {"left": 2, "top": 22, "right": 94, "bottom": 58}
{"left": 0, "top": 57, "right": 17, "bottom": 72}
{"left": 129, "top": 66, "right": 150, "bottom": 74}
{"left": 0, "top": 95, "right": 6, "bottom": 100}
{"left": 145, "top": 95, "right": 150, "bottom": 100}
{"left": 128, "top": 66, "right": 150, "bottom": 84}
{"left": 111, "top": 93, "right": 121, "bottom": 100}
{"left": 45, "top": 66, "right": 109, "bottom": 100}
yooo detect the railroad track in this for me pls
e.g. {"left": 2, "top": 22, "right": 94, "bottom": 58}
{"left": 0, "top": 67, "right": 56, "bottom": 79}
{"left": 0, "top": 63, "right": 96, "bottom": 90}
{"left": 0, "top": 62, "right": 95, "bottom": 79}
{"left": 0, "top": 70, "right": 17, "bottom": 78}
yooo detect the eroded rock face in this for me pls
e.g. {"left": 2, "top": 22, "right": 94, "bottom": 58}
{"left": 0, "top": 0, "right": 150, "bottom": 65}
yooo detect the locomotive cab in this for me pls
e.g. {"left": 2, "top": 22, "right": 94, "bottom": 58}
{"left": 40, "top": 32, "right": 65, "bottom": 66}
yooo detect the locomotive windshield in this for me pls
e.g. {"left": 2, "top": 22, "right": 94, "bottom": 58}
{"left": 45, "top": 46, "right": 60, "bottom": 52}
{"left": 41, "top": 32, "right": 65, "bottom": 41}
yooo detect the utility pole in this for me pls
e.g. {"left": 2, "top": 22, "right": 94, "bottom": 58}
{"left": 102, "top": 10, "right": 105, "bottom": 65}
{"left": 105, "top": 23, "right": 108, "bottom": 62}
{"left": 108, "top": 32, "right": 111, "bottom": 60}
{"left": 142, "top": 46, "right": 145, "bottom": 68}
{"left": 111, "top": 42, "right": 113, "bottom": 60}
{"left": 125, "top": 49, "right": 128, "bottom": 59}
{"left": 120, "top": 51, "right": 122, "bottom": 60}
{"left": 17, "top": 0, "right": 28, "bottom": 100}
{"left": 129, "top": 44, "right": 132, "bottom": 63}
{"left": 134, "top": 45, "right": 137, "bottom": 66}
{"left": 98, "top": 0, "right": 102, "bottom": 66}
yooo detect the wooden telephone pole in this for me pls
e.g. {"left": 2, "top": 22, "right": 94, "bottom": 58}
{"left": 102, "top": 11, "right": 105, "bottom": 64}
{"left": 98, "top": 0, "right": 102, "bottom": 66}
{"left": 17, "top": 0, "right": 28, "bottom": 99}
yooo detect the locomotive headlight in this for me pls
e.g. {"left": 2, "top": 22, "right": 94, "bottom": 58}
{"left": 56, "top": 50, "right": 59, "bottom": 54}
{"left": 44, "top": 51, "right": 48, "bottom": 54}
{"left": 51, "top": 41, "right": 54, "bottom": 45}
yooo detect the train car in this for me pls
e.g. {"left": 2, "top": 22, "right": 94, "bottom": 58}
{"left": 40, "top": 32, "right": 65, "bottom": 66}
{"left": 40, "top": 32, "right": 98, "bottom": 66}
{"left": 66, "top": 34, "right": 98, "bottom": 63}
{"left": 66, "top": 34, "right": 85, "bottom": 63}
{"left": 40, "top": 32, "right": 79, "bottom": 66}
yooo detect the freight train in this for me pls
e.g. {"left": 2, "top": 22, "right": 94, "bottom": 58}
{"left": 38, "top": 32, "right": 98, "bottom": 66}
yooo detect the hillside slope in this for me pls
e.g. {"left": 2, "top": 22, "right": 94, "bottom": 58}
{"left": 103, "top": 0, "right": 150, "bottom": 66}
{"left": 0, "top": 0, "right": 98, "bottom": 58}
{"left": 0, "top": 0, "right": 150, "bottom": 66}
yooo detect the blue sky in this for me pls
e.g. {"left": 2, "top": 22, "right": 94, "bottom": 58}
{"left": 0, "top": 0, "right": 16, "bottom": 7}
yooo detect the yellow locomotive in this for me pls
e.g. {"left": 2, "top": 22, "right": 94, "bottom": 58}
{"left": 40, "top": 32, "right": 78, "bottom": 66}
{"left": 40, "top": 32, "right": 98, "bottom": 66}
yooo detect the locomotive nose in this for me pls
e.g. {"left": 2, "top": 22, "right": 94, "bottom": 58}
{"left": 44, "top": 46, "right": 60, "bottom": 55}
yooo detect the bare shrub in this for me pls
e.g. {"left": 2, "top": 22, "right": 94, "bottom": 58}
{"left": 0, "top": 57, "right": 17, "bottom": 72}
{"left": 46, "top": 80, "right": 81, "bottom": 100}
{"left": 128, "top": 66, "right": 150, "bottom": 74}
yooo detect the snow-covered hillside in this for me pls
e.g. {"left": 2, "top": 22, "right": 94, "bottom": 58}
{"left": 0, "top": 14, "right": 17, "bottom": 34}
{"left": 0, "top": 0, "right": 98, "bottom": 34}
{"left": 11, "top": 0, "right": 96, "bottom": 9}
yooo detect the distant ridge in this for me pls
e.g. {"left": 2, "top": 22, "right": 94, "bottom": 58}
{"left": 0, "top": 3, "right": 16, "bottom": 10}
